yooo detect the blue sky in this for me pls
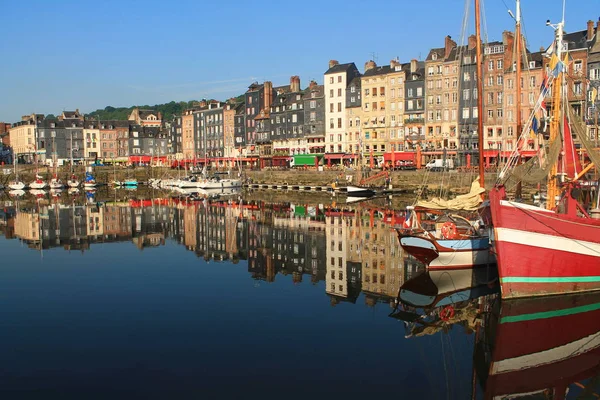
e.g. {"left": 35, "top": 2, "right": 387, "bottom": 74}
{"left": 1, "top": 0, "right": 597, "bottom": 122}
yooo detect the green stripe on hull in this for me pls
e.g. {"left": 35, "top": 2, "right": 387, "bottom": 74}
{"left": 501, "top": 302, "right": 600, "bottom": 323}
{"left": 502, "top": 276, "right": 600, "bottom": 283}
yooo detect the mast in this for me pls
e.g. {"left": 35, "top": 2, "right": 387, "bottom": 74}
{"left": 546, "top": 18, "right": 565, "bottom": 210}
{"left": 514, "top": 0, "right": 523, "bottom": 199}
{"left": 475, "top": 0, "right": 485, "bottom": 188}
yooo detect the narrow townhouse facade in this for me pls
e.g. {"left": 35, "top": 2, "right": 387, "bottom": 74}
{"left": 98, "top": 121, "right": 120, "bottom": 161}
{"left": 201, "top": 101, "right": 225, "bottom": 165}
{"left": 181, "top": 109, "right": 196, "bottom": 160}
{"left": 457, "top": 37, "right": 480, "bottom": 166}
{"left": 344, "top": 75, "right": 361, "bottom": 161}
{"left": 271, "top": 76, "right": 306, "bottom": 165}
{"left": 361, "top": 61, "right": 390, "bottom": 164}
{"left": 9, "top": 114, "right": 44, "bottom": 161}
{"left": 167, "top": 116, "right": 183, "bottom": 159}
{"left": 424, "top": 35, "right": 459, "bottom": 162}
{"left": 83, "top": 120, "right": 100, "bottom": 161}
{"left": 385, "top": 60, "right": 409, "bottom": 154}
{"left": 404, "top": 60, "right": 426, "bottom": 151}
{"left": 223, "top": 101, "right": 237, "bottom": 164}
{"left": 303, "top": 80, "right": 326, "bottom": 155}
{"left": 324, "top": 60, "right": 360, "bottom": 165}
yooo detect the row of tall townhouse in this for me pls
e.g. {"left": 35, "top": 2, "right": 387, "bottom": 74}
{"left": 8, "top": 108, "right": 168, "bottom": 164}
{"left": 5, "top": 20, "right": 598, "bottom": 167}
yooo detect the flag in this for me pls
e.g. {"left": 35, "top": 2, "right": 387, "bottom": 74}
{"left": 540, "top": 72, "right": 549, "bottom": 132}
{"left": 530, "top": 116, "right": 539, "bottom": 138}
{"left": 540, "top": 74, "right": 549, "bottom": 96}
{"left": 550, "top": 53, "right": 563, "bottom": 77}
{"left": 592, "top": 87, "right": 598, "bottom": 106}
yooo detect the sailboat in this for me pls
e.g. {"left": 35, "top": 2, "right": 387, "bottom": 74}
{"left": 49, "top": 137, "right": 64, "bottom": 190}
{"left": 8, "top": 153, "right": 26, "bottom": 190}
{"left": 83, "top": 171, "right": 96, "bottom": 189}
{"left": 66, "top": 136, "right": 79, "bottom": 188}
{"left": 489, "top": 8, "right": 600, "bottom": 299}
{"left": 396, "top": 0, "right": 495, "bottom": 270}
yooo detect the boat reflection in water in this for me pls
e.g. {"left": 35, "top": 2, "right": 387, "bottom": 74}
{"left": 477, "top": 291, "right": 600, "bottom": 399}
{"left": 390, "top": 267, "right": 499, "bottom": 338}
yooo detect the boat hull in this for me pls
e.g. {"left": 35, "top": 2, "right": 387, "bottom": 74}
{"left": 29, "top": 182, "right": 47, "bottom": 189}
{"left": 484, "top": 292, "right": 600, "bottom": 398}
{"left": 489, "top": 186, "right": 600, "bottom": 299}
{"left": 346, "top": 185, "right": 374, "bottom": 197}
{"left": 8, "top": 182, "right": 26, "bottom": 190}
{"left": 398, "top": 234, "right": 495, "bottom": 270}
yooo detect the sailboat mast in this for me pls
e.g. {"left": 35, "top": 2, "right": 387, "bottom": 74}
{"left": 547, "top": 19, "right": 565, "bottom": 209}
{"left": 514, "top": 0, "right": 523, "bottom": 199}
{"left": 475, "top": 0, "right": 485, "bottom": 187}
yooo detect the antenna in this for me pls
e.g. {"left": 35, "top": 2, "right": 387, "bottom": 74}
{"left": 369, "top": 52, "right": 378, "bottom": 63}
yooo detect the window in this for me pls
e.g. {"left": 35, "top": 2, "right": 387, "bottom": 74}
{"left": 310, "top": 100, "right": 316, "bottom": 108}
{"left": 488, "top": 109, "right": 494, "bottom": 118}
{"left": 574, "top": 60, "right": 582, "bottom": 72}
{"left": 407, "top": 100, "right": 414, "bottom": 110}
{"left": 373, "top": 87, "right": 378, "bottom": 96}
{"left": 472, "top": 107, "right": 478, "bottom": 118}
{"left": 452, "top": 93, "right": 458, "bottom": 103}
{"left": 488, "top": 76, "right": 494, "bottom": 86}
{"left": 337, "top": 88, "right": 342, "bottom": 96}
{"left": 497, "top": 59, "right": 503, "bottom": 70}
{"left": 365, "top": 88, "right": 370, "bottom": 96}
{"left": 463, "top": 72, "right": 470, "bottom": 81}
{"left": 428, "top": 66, "right": 434, "bottom": 76}
{"left": 463, "top": 89, "right": 470, "bottom": 100}
{"left": 408, "top": 88, "right": 413, "bottom": 97}
{"left": 462, "top": 108, "right": 470, "bottom": 118}
{"left": 497, "top": 75, "right": 503, "bottom": 85}
{"left": 573, "top": 81, "right": 582, "bottom": 95}
{"left": 337, "top": 118, "right": 342, "bottom": 128}
{"left": 338, "top": 76, "right": 342, "bottom": 82}
{"left": 329, "top": 77, "right": 334, "bottom": 84}
{"left": 350, "top": 86, "right": 356, "bottom": 93}
{"left": 488, "top": 92, "right": 494, "bottom": 105}
{"left": 488, "top": 61, "right": 494, "bottom": 71}
{"left": 530, "top": 76, "right": 536, "bottom": 88}
{"left": 417, "top": 87, "right": 422, "bottom": 96}
{"left": 329, "top": 89, "right": 334, "bottom": 97}
{"left": 337, "top": 102, "right": 342, "bottom": 112}
{"left": 497, "top": 108, "right": 503, "bottom": 118}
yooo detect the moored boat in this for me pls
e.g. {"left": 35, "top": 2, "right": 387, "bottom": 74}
{"left": 345, "top": 185, "right": 375, "bottom": 198}
{"left": 490, "top": 11, "right": 600, "bottom": 299}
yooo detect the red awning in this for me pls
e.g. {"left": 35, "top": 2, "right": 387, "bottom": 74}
{"left": 483, "top": 150, "right": 499, "bottom": 157}
{"left": 383, "top": 152, "right": 416, "bottom": 162}
{"left": 324, "top": 153, "right": 344, "bottom": 159}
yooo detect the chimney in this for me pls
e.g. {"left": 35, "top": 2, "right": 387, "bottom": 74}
{"left": 444, "top": 35, "right": 456, "bottom": 59}
{"left": 410, "top": 59, "right": 417, "bottom": 73}
{"left": 390, "top": 59, "right": 399, "bottom": 69}
{"left": 290, "top": 76, "right": 301, "bottom": 93}
{"left": 264, "top": 81, "right": 273, "bottom": 110}
{"left": 364, "top": 60, "right": 376, "bottom": 72}
{"left": 199, "top": 100, "right": 207, "bottom": 108}
{"left": 468, "top": 34, "right": 477, "bottom": 50}
{"left": 328, "top": 60, "right": 339, "bottom": 69}
{"left": 540, "top": 46, "right": 545, "bottom": 52}
{"left": 309, "top": 80, "right": 317, "bottom": 89}
{"left": 588, "top": 20, "right": 595, "bottom": 40}
{"left": 157, "top": 111, "right": 163, "bottom": 120}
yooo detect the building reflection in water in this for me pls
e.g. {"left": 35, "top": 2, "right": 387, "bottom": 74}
{"left": 2, "top": 195, "right": 422, "bottom": 305}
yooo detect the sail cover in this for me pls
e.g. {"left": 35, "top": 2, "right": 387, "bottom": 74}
{"left": 416, "top": 178, "right": 485, "bottom": 211}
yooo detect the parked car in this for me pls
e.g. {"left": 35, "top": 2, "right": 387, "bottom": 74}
{"left": 425, "top": 158, "right": 455, "bottom": 171}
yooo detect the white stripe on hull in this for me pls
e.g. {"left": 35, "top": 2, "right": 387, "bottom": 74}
{"left": 430, "top": 249, "right": 495, "bottom": 269}
{"left": 491, "top": 331, "right": 600, "bottom": 374}
{"left": 499, "top": 200, "right": 554, "bottom": 213}
{"left": 495, "top": 228, "right": 600, "bottom": 257}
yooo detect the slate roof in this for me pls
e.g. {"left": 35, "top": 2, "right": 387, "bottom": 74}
{"left": 426, "top": 48, "right": 445, "bottom": 62}
{"left": 324, "top": 62, "right": 357, "bottom": 75}
{"left": 363, "top": 65, "right": 393, "bottom": 77}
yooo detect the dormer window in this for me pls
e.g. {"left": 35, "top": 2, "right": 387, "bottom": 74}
{"left": 432, "top": 53, "right": 438, "bottom": 60}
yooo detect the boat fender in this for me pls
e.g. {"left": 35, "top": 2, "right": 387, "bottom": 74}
{"left": 440, "top": 305, "right": 455, "bottom": 322}
{"left": 441, "top": 221, "right": 458, "bottom": 239}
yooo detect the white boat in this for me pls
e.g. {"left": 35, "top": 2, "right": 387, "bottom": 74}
{"left": 345, "top": 185, "right": 375, "bottom": 197}
{"left": 49, "top": 177, "right": 64, "bottom": 189}
{"left": 67, "top": 178, "right": 80, "bottom": 188}
{"left": 8, "top": 181, "right": 26, "bottom": 190}
{"left": 176, "top": 175, "right": 241, "bottom": 189}
{"left": 29, "top": 175, "right": 48, "bottom": 190}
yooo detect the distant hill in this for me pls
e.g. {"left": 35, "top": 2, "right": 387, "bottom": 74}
{"left": 85, "top": 101, "right": 200, "bottom": 122}
{"left": 85, "top": 96, "right": 246, "bottom": 122}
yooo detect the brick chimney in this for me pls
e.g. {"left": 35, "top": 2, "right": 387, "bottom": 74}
{"left": 157, "top": 112, "right": 163, "bottom": 120}
{"left": 199, "top": 100, "right": 207, "bottom": 108}
{"left": 264, "top": 81, "right": 273, "bottom": 110}
{"left": 328, "top": 60, "right": 339, "bottom": 69}
{"left": 290, "top": 76, "right": 301, "bottom": 93}
{"left": 364, "top": 60, "right": 376, "bottom": 72}
{"left": 468, "top": 34, "right": 477, "bottom": 50}
{"left": 410, "top": 59, "right": 418, "bottom": 73}
{"left": 309, "top": 80, "right": 318, "bottom": 89}
{"left": 390, "top": 59, "right": 399, "bottom": 69}
{"left": 588, "top": 20, "right": 595, "bottom": 40}
{"left": 444, "top": 35, "right": 456, "bottom": 59}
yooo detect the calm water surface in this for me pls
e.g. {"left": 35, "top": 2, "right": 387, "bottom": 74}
{"left": 0, "top": 190, "right": 597, "bottom": 399}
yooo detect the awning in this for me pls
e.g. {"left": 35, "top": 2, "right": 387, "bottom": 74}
{"left": 383, "top": 152, "right": 416, "bottom": 161}
{"left": 324, "top": 153, "right": 344, "bottom": 159}
{"left": 483, "top": 150, "right": 499, "bottom": 157}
